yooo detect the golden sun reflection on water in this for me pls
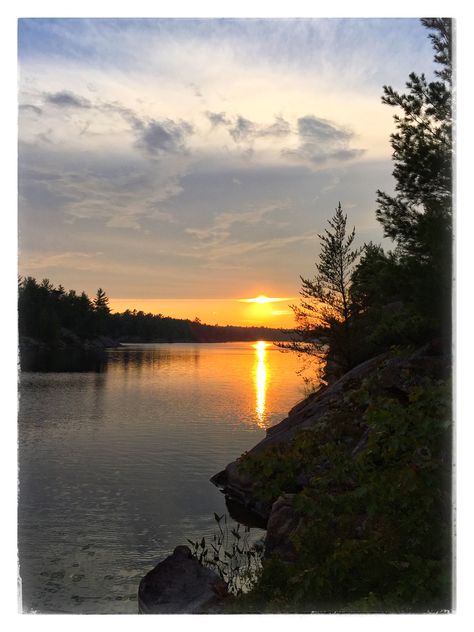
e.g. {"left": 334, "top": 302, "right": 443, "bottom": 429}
{"left": 254, "top": 341, "right": 270, "bottom": 427}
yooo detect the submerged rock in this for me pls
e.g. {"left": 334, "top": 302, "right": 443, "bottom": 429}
{"left": 138, "top": 545, "right": 228, "bottom": 614}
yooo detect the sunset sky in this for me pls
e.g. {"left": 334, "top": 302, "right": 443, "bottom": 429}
{"left": 18, "top": 18, "right": 437, "bottom": 327}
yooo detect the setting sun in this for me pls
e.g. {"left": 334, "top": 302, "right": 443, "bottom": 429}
{"left": 238, "top": 296, "right": 292, "bottom": 304}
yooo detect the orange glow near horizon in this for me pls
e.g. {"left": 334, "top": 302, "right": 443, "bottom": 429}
{"left": 108, "top": 296, "right": 296, "bottom": 329}
{"left": 238, "top": 295, "right": 293, "bottom": 304}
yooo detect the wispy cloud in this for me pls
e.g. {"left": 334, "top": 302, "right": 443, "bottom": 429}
{"left": 18, "top": 143, "right": 187, "bottom": 231}
{"left": 23, "top": 251, "right": 104, "bottom": 271}
{"left": 185, "top": 203, "right": 285, "bottom": 243}
{"left": 183, "top": 202, "right": 318, "bottom": 263}
{"left": 200, "top": 232, "right": 316, "bottom": 263}
{"left": 187, "top": 220, "right": 316, "bottom": 263}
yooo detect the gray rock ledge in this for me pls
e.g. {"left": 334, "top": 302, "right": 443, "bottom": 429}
{"left": 138, "top": 545, "right": 228, "bottom": 614}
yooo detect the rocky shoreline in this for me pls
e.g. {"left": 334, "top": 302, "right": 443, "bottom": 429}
{"left": 210, "top": 351, "right": 390, "bottom": 526}
{"left": 138, "top": 343, "right": 451, "bottom": 613}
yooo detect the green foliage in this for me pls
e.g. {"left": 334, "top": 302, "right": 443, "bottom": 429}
{"left": 280, "top": 203, "right": 360, "bottom": 378}
{"left": 348, "top": 243, "right": 435, "bottom": 360}
{"left": 237, "top": 373, "right": 452, "bottom": 612}
{"left": 377, "top": 19, "right": 452, "bottom": 249}
{"left": 311, "top": 202, "right": 360, "bottom": 323}
{"left": 350, "top": 243, "right": 400, "bottom": 314}
{"left": 374, "top": 18, "right": 452, "bottom": 340}
{"left": 338, "top": 19, "right": 454, "bottom": 364}
{"left": 187, "top": 513, "right": 263, "bottom": 596}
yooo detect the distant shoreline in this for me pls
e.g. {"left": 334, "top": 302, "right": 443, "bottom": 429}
{"left": 18, "top": 335, "right": 295, "bottom": 372}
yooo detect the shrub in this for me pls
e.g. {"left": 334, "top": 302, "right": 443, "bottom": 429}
{"left": 237, "top": 376, "right": 452, "bottom": 612}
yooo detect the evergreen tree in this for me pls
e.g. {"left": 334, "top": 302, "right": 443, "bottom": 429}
{"left": 93, "top": 288, "right": 110, "bottom": 313}
{"left": 282, "top": 203, "right": 360, "bottom": 378}
{"left": 377, "top": 19, "right": 452, "bottom": 249}
{"left": 350, "top": 242, "right": 398, "bottom": 315}
{"left": 375, "top": 18, "right": 452, "bottom": 339}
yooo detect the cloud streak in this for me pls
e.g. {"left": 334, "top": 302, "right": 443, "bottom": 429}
{"left": 185, "top": 203, "right": 285, "bottom": 243}
{"left": 23, "top": 251, "right": 104, "bottom": 271}
{"left": 18, "top": 142, "right": 187, "bottom": 231}
{"left": 195, "top": 232, "right": 317, "bottom": 263}
{"left": 184, "top": 202, "right": 316, "bottom": 263}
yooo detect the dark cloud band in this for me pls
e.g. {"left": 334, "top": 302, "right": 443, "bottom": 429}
{"left": 45, "top": 90, "right": 91, "bottom": 108}
{"left": 284, "top": 114, "right": 365, "bottom": 165}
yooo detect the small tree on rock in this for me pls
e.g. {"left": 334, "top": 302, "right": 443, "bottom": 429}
{"left": 282, "top": 203, "right": 360, "bottom": 381}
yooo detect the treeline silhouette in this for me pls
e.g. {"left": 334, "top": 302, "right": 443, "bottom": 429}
{"left": 18, "top": 276, "right": 291, "bottom": 345}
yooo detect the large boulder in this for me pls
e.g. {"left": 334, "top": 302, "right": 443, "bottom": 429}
{"left": 138, "top": 545, "right": 228, "bottom": 614}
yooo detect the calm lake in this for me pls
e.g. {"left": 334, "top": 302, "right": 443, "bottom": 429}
{"left": 18, "top": 341, "right": 305, "bottom": 613}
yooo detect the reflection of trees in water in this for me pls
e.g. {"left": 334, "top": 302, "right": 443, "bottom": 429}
{"left": 107, "top": 346, "right": 201, "bottom": 374}
{"left": 21, "top": 344, "right": 203, "bottom": 374}
{"left": 20, "top": 348, "right": 107, "bottom": 373}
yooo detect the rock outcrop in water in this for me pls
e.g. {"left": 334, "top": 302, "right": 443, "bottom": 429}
{"left": 211, "top": 343, "right": 450, "bottom": 558}
{"left": 211, "top": 351, "right": 390, "bottom": 524}
{"left": 138, "top": 343, "right": 451, "bottom": 613}
{"left": 138, "top": 546, "right": 228, "bottom": 614}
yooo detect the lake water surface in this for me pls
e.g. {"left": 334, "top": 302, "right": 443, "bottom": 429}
{"left": 18, "top": 342, "right": 305, "bottom": 613}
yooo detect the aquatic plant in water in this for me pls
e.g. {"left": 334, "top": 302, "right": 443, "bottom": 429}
{"left": 187, "top": 513, "right": 263, "bottom": 596}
